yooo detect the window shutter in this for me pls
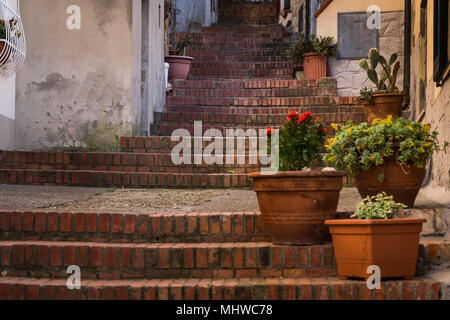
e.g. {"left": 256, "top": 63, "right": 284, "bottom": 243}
{"left": 433, "top": 0, "right": 449, "bottom": 83}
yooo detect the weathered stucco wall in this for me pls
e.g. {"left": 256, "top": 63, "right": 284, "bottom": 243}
{"left": 0, "top": 77, "right": 15, "bottom": 150}
{"left": 15, "top": 0, "right": 135, "bottom": 151}
{"left": 328, "top": 11, "right": 405, "bottom": 96}
{"left": 175, "top": 0, "right": 218, "bottom": 32}
{"left": 279, "top": 0, "right": 319, "bottom": 35}
{"left": 410, "top": 0, "right": 450, "bottom": 190}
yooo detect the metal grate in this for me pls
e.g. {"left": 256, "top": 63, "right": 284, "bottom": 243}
{"left": 0, "top": 0, "right": 26, "bottom": 79}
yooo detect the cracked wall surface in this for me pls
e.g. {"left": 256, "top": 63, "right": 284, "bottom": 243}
{"left": 15, "top": 0, "right": 134, "bottom": 151}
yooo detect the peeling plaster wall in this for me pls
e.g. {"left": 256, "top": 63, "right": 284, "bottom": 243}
{"left": 0, "top": 77, "right": 15, "bottom": 150}
{"left": 175, "top": 0, "right": 218, "bottom": 32}
{"left": 15, "top": 0, "right": 135, "bottom": 151}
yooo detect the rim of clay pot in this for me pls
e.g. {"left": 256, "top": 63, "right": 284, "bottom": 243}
{"left": 303, "top": 52, "right": 327, "bottom": 57}
{"left": 249, "top": 170, "right": 347, "bottom": 179}
{"left": 325, "top": 218, "right": 426, "bottom": 225}
{"left": 372, "top": 92, "right": 405, "bottom": 98}
{"left": 165, "top": 55, "right": 194, "bottom": 61}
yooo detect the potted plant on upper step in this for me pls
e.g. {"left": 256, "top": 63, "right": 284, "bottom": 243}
{"left": 286, "top": 33, "right": 338, "bottom": 81}
{"left": 165, "top": 37, "right": 194, "bottom": 81}
{"left": 359, "top": 48, "right": 403, "bottom": 123}
{"left": 326, "top": 193, "right": 426, "bottom": 280}
{"left": 324, "top": 116, "right": 448, "bottom": 207}
{"left": 249, "top": 111, "right": 347, "bottom": 245}
{"left": 0, "top": 18, "right": 22, "bottom": 64}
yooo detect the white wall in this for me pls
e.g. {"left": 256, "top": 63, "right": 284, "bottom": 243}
{"left": 0, "top": 77, "right": 15, "bottom": 120}
{"left": 0, "top": 76, "right": 15, "bottom": 150}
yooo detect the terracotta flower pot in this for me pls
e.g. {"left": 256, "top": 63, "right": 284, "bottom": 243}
{"left": 303, "top": 52, "right": 327, "bottom": 81}
{"left": 355, "top": 157, "right": 426, "bottom": 208}
{"left": 364, "top": 92, "right": 405, "bottom": 124}
{"left": 165, "top": 55, "right": 194, "bottom": 81}
{"left": 325, "top": 218, "right": 426, "bottom": 279}
{"left": 249, "top": 170, "right": 347, "bottom": 245}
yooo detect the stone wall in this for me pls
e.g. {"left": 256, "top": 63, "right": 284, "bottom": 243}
{"left": 175, "top": 0, "right": 218, "bottom": 32}
{"left": 329, "top": 11, "right": 405, "bottom": 96}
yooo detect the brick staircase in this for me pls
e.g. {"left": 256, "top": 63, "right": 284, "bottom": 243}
{"left": 0, "top": 210, "right": 446, "bottom": 300}
{"left": 0, "top": 18, "right": 364, "bottom": 188}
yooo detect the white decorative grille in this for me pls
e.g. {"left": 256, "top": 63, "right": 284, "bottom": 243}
{"left": 0, "top": 0, "right": 25, "bottom": 78}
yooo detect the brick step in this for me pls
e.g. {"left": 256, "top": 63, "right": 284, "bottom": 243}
{"left": 187, "top": 41, "right": 292, "bottom": 50}
{"left": 163, "top": 105, "right": 362, "bottom": 115}
{"left": 0, "top": 241, "right": 336, "bottom": 280}
{"left": 0, "top": 276, "right": 441, "bottom": 300}
{"left": 189, "top": 67, "right": 293, "bottom": 78}
{"left": 150, "top": 123, "right": 281, "bottom": 137}
{"left": 202, "top": 25, "right": 285, "bottom": 33}
{"left": 0, "top": 169, "right": 253, "bottom": 188}
{"left": 170, "top": 79, "right": 318, "bottom": 90}
{"left": 154, "top": 111, "right": 364, "bottom": 126}
{"left": 0, "top": 211, "right": 270, "bottom": 244}
{"left": 0, "top": 210, "right": 448, "bottom": 264}
{"left": 180, "top": 32, "right": 293, "bottom": 42}
{"left": 168, "top": 86, "right": 334, "bottom": 98}
{"left": 186, "top": 49, "right": 292, "bottom": 62}
{"left": 190, "top": 75, "right": 294, "bottom": 80}
{"left": 165, "top": 96, "right": 359, "bottom": 107}
{"left": 190, "top": 61, "right": 294, "bottom": 72}
{"left": 0, "top": 150, "right": 269, "bottom": 173}
{"left": 190, "top": 55, "right": 291, "bottom": 63}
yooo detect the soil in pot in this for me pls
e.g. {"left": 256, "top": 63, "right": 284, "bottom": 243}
{"left": 325, "top": 218, "right": 425, "bottom": 279}
{"left": 249, "top": 170, "right": 347, "bottom": 245}
{"left": 365, "top": 92, "right": 405, "bottom": 124}
{"left": 303, "top": 52, "right": 327, "bottom": 81}
{"left": 355, "top": 157, "right": 426, "bottom": 208}
{"left": 165, "top": 55, "right": 194, "bottom": 81}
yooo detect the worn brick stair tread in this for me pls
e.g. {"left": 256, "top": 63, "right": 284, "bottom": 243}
{"left": 0, "top": 169, "right": 253, "bottom": 188}
{"left": 170, "top": 79, "right": 319, "bottom": 89}
{"left": 0, "top": 240, "right": 337, "bottom": 280}
{"left": 0, "top": 276, "right": 441, "bottom": 300}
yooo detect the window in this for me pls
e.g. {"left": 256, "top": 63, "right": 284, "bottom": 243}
{"left": 298, "top": 5, "right": 304, "bottom": 34}
{"left": 284, "top": 0, "right": 291, "bottom": 10}
{"left": 433, "top": 0, "right": 449, "bottom": 85}
{"left": 338, "top": 12, "right": 379, "bottom": 59}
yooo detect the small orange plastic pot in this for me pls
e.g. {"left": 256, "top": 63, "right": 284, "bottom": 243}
{"left": 325, "top": 218, "right": 425, "bottom": 279}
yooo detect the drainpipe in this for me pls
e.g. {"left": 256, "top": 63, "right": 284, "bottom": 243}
{"left": 305, "top": 0, "right": 311, "bottom": 39}
{"left": 403, "top": 0, "right": 412, "bottom": 110}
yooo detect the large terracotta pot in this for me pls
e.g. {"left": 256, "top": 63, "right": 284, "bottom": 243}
{"left": 325, "top": 218, "right": 425, "bottom": 279}
{"left": 355, "top": 157, "right": 426, "bottom": 208}
{"left": 365, "top": 92, "right": 405, "bottom": 124}
{"left": 165, "top": 55, "right": 194, "bottom": 81}
{"left": 303, "top": 52, "right": 327, "bottom": 81}
{"left": 249, "top": 170, "right": 347, "bottom": 245}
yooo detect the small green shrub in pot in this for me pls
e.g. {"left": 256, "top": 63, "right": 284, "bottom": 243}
{"left": 352, "top": 192, "right": 407, "bottom": 220}
{"left": 286, "top": 33, "right": 338, "bottom": 65}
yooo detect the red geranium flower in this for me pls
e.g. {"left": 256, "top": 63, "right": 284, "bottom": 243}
{"left": 298, "top": 115, "right": 307, "bottom": 124}
{"left": 266, "top": 128, "right": 274, "bottom": 136}
{"left": 303, "top": 112, "right": 313, "bottom": 119}
{"left": 323, "top": 128, "right": 328, "bottom": 133}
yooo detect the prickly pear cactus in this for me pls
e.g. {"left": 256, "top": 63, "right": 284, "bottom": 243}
{"left": 359, "top": 48, "right": 400, "bottom": 93}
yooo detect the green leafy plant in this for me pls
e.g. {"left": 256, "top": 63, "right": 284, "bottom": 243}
{"left": 286, "top": 33, "right": 338, "bottom": 65}
{"left": 352, "top": 192, "right": 407, "bottom": 220}
{"left": 0, "top": 19, "right": 22, "bottom": 41}
{"left": 267, "top": 111, "right": 328, "bottom": 171}
{"left": 359, "top": 87, "right": 374, "bottom": 104}
{"left": 359, "top": 48, "right": 400, "bottom": 93}
{"left": 0, "top": 20, "right": 6, "bottom": 40}
{"left": 324, "top": 116, "right": 448, "bottom": 181}
{"left": 175, "top": 38, "right": 191, "bottom": 56}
